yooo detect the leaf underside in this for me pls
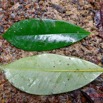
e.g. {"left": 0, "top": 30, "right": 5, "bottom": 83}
{"left": 3, "top": 54, "right": 102, "bottom": 95}
{"left": 3, "top": 19, "right": 90, "bottom": 51}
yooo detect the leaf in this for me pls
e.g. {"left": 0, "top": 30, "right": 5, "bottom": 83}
{"left": 3, "top": 54, "right": 103, "bottom": 95}
{"left": 3, "top": 19, "right": 90, "bottom": 51}
{"left": 0, "top": 64, "right": 4, "bottom": 72}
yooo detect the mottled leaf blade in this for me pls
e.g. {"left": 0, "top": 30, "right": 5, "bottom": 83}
{"left": 3, "top": 19, "right": 90, "bottom": 51}
{"left": 3, "top": 54, "right": 102, "bottom": 95}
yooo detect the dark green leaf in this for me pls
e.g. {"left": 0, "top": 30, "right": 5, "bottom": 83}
{"left": 3, "top": 19, "right": 90, "bottom": 51}
{"left": 3, "top": 54, "right": 103, "bottom": 95}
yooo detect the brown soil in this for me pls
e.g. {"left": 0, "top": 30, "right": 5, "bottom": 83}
{"left": 0, "top": 0, "right": 103, "bottom": 103}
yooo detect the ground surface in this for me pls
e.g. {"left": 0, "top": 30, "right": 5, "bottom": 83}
{"left": 0, "top": 0, "right": 103, "bottom": 103}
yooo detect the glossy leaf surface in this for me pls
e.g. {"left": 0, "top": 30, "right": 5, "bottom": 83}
{"left": 3, "top": 54, "right": 102, "bottom": 95}
{"left": 3, "top": 19, "right": 90, "bottom": 51}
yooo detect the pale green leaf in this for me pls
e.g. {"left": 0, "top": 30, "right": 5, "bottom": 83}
{"left": 3, "top": 54, "right": 103, "bottom": 95}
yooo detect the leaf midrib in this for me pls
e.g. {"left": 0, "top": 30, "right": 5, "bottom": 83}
{"left": 4, "top": 68, "right": 103, "bottom": 72}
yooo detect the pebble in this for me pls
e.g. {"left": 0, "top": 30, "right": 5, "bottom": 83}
{"left": 10, "top": 13, "right": 16, "bottom": 19}
{"left": 94, "top": 11, "right": 101, "bottom": 27}
{"left": 18, "top": 5, "right": 23, "bottom": 9}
